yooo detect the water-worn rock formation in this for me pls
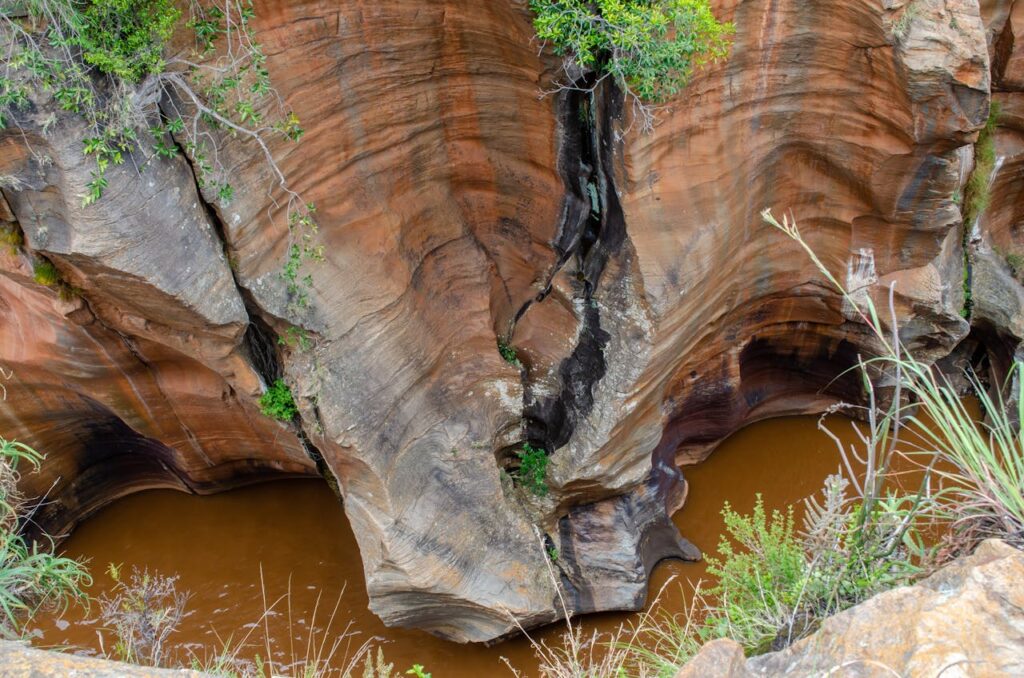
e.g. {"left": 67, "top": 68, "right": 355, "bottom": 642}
{"left": 674, "top": 539, "right": 1024, "bottom": 677}
{"left": 0, "top": 0, "right": 1015, "bottom": 642}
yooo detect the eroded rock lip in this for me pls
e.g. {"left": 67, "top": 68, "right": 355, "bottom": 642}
{"left": 0, "top": 0, "right": 1012, "bottom": 644}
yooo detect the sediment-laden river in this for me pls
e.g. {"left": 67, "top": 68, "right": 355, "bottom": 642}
{"left": 30, "top": 413, "right": 886, "bottom": 675}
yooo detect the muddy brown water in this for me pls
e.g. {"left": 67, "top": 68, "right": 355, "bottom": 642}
{"left": 30, "top": 413, "right": 909, "bottom": 675}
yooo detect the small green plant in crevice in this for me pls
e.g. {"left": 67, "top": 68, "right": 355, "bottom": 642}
{"left": 1005, "top": 251, "right": 1024, "bottom": 282}
{"left": 32, "top": 260, "right": 60, "bottom": 287}
{"left": 961, "top": 263, "right": 972, "bottom": 319}
{"left": 963, "top": 101, "right": 1002, "bottom": 230}
{"left": 31, "top": 259, "right": 79, "bottom": 300}
{"left": 278, "top": 325, "right": 312, "bottom": 351}
{"left": 1, "top": 224, "right": 23, "bottom": 253}
{"left": 530, "top": 0, "right": 732, "bottom": 130}
{"left": 282, "top": 203, "right": 323, "bottom": 312}
{"left": 547, "top": 546, "right": 559, "bottom": 562}
{"left": 892, "top": 0, "right": 918, "bottom": 42}
{"left": 514, "top": 443, "right": 549, "bottom": 497}
{"left": 497, "top": 337, "right": 522, "bottom": 368}
{"left": 258, "top": 378, "right": 298, "bottom": 422}
{"left": 405, "top": 664, "right": 432, "bottom": 678}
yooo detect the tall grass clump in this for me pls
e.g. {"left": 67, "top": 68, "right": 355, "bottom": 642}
{"left": 764, "top": 208, "right": 1023, "bottom": 551}
{"left": 0, "top": 436, "right": 91, "bottom": 637}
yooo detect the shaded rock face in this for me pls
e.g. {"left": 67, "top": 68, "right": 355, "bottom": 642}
{"left": 674, "top": 539, "right": 1024, "bottom": 677}
{"left": 971, "top": 1, "right": 1024, "bottom": 377}
{"left": 0, "top": 0, "right": 1004, "bottom": 642}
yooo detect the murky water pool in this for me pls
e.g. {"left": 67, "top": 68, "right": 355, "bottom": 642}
{"left": 30, "top": 412, "right": 891, "bottom": 675}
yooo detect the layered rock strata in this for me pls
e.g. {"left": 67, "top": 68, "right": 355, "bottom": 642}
{"left": 0, "top": 0, "right": 1003, "bottom": 641}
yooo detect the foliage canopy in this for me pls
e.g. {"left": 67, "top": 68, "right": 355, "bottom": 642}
{"left": 77, "top": 0, "right": 181, "bottom": 82}
{"left": 530, "top": 0, "right": 732, "bottom": 103}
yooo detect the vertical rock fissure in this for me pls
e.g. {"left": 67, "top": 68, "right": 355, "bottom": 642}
{"left": 167, "top": 126, "right": 338, "bottom": 492}
{"left": 522, "top": 71, "right": 625, "bottom": 454}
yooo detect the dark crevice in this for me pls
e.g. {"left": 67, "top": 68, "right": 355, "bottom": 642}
{"left": 165, "top": 115, "right": 337, "bottom": 491}
{"left": 297, "top": 429, "right": 340, "bottom": 496}
{"left": 522, "top": 69, "right": 625, "bottom": 452}
{"left": 243, "top": 305, "right": 282, "bottom": 382}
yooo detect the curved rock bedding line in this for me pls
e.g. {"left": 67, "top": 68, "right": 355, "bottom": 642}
{"left": 0, "top": 0, "right": 1010, "bottom": 643}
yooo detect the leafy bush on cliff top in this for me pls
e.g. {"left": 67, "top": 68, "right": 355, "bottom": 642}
{"left": 76, "top": 0, "right": 181, "bottom": 83}
{"left": 530, "top": 0, "right": 733, "bottom": 103}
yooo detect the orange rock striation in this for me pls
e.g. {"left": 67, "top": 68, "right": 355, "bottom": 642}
{"left": 0, "top": 0, "right": 1017, "bottom": 643}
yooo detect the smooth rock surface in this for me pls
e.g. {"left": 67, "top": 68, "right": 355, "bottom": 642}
{"left": 0, "top": 0, "right": 1016, "bottom": 642}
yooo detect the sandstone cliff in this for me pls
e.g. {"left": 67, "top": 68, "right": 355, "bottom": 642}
{"left": 0, "top": 0, "right": 1017, "bottom": 643}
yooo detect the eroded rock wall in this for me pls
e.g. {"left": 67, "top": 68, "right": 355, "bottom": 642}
{"left": 971, "top": 0, "right": 1024, "bottom": 378}
{"left": 0, "top": 0, "right": 1002, "bottom": 642}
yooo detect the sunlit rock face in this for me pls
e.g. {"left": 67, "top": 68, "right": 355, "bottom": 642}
{"left": 0, "top": 0, "right": 997, "bottom": 642}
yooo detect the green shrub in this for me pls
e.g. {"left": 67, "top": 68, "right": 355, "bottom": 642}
{"left": 530, "top": 0, "right": 732, "bottom": 103}
{"left": 702, "top": 497, "right": 809, "bottom": 654}
{"left": 76, "top": 0, "right": 181, "bottom": 82}
{"left": 497, "top": 338, "right": 521, "bottom": 367}
{"left": 701, "top": 472, "right": 928, "bottom": 656}
{"left": 514, "top": 443, "right": 549, "bottom": 497}
{"left": 259, "top": 378, "right": 298, "bottom": 422}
